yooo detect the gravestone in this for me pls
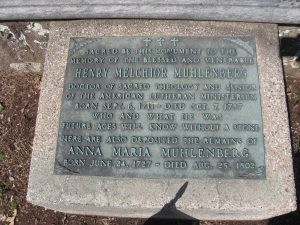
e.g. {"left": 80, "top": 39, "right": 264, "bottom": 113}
{"left": 27, "top": 20, "right": 296, "bottom": 220}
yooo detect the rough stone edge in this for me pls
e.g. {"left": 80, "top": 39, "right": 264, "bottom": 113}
{"left": 24, "top": 200, "right": 295, "bottom": 221}
{"left": 26, "top": 20, "right": 297, "bottom": 220}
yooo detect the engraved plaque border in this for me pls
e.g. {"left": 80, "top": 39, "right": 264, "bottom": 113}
{"left": 54, "top": 36, "right": 266, "bottom": 179}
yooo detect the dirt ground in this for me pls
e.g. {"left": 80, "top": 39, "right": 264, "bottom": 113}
{"left": 0, "top": 22, "right": 299, "bottom": 225}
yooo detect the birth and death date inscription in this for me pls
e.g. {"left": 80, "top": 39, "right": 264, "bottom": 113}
{"left": 54, "top": 36, "right": 265, "bottom": 179}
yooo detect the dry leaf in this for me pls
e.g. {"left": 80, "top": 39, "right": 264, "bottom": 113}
{"left": 5, "top": 209, "right": 17, "bottom": 225}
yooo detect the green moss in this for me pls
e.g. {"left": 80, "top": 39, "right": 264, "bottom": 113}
{"left": 295, "top": 60, "right": 300, "bottom": 68}
{"left": 0, "top": 181, "right": 5, "bottom": 199}
{"left": 8, "top": 202, "right": 17, "bottom": 212}
{"left": 0, "top": 150, "right": 3, "bottom": 161}
{"left": 0, "top": 103, "right": 4, "bottom": 113}
{"left": 293, "top": 141, "right": 300, "bottom": 154}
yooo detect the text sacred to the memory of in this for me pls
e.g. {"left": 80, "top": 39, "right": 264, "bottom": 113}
{"left": 54, "top": 36, "right": 265, "bottom": 179}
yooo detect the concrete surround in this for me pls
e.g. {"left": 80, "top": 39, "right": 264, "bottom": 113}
{"left": 27, "top": 20, "right": 296, "bottom": 220}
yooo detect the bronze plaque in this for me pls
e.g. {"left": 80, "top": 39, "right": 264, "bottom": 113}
{"left": 54, "top": 36, "right": 265, "bottom": 179}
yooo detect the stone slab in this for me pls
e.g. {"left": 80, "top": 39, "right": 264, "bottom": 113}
{"left": 1, "top": 0, "right": 300, "bottom": 24}
{"left": 27, "top": 20, "right": 296, "bottom": 220}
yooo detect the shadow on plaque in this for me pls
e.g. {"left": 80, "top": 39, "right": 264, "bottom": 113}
{"left": 143, "top": 181, "right": 199, "bottom": 225}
